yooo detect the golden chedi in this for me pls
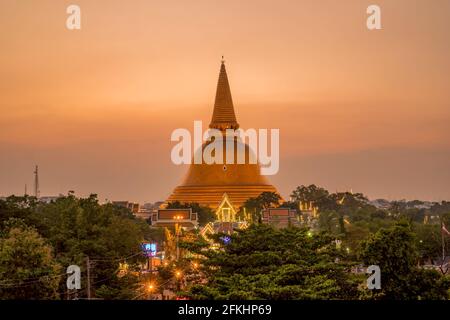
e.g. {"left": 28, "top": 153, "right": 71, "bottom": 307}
{"left": 166, "top": 60, "right": 279, "bottom": 211}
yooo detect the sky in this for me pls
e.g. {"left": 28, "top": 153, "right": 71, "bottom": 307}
{"left": 1, "top": 0, "right": 449, "bottom": 203}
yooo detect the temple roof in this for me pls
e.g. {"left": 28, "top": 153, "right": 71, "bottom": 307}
{"left": 209, "top": 60, "right": 239, "bottom": 130}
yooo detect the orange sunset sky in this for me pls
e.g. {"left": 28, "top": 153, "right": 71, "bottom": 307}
{"left": 1, "top": 0, "right": 449, "bottom": 203}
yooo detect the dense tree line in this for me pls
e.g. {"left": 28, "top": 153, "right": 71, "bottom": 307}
{"left": 179, "top": 222, "right": 449, "bottom": 300}
{"left": 0, "top": 194, "right": 150, "bottom": 299}
{"left": 240, "top": 185, "right": 450, "bottom": 263}
{"left": 181, "top": 224, "right": 361, "bottom": 299}
{"left": 1, "top": 185, "right": 450, "bottom": 300}
{"left": 360, "top": 222, "right": 449, "bottom": 299}
{"left": 183, "top": 185, "right": 450, "bottom": 300}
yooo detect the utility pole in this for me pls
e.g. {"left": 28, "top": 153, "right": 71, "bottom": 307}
{"left": 34, "top": 165, "right": 40, "bottom": 198}
{"left": 441, "top": 220, "right": 445, "bottom": 262}
{"left": 86, "top": 256, "right": 91, "bottom": 300}
{"left": 174, "top": 215, "right": 183, "bottom": 261}
{"left": 176, "top": 223, "right": 180, "bottom": 261}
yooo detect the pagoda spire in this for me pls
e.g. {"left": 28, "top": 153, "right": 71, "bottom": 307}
{"left": 209, "top": 58, "right": 239, "bottom": 130}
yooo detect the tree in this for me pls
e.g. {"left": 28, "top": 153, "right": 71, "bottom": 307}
{"left": 290, "top": 185, "right": 329, "bottom": 205}
{"left": 182, "top": 224, "right": 359, "bottom": 300}
{"left": 413, "top": 223, "right": 447, "bottom": 263}
{"left": 239, "top": 192, "right": 282, "bottom": 223}
{"left": 318, "top": 210, "right": 339, "bottom": 233}
{"left": 0, "top": 219, "right": 62, "bottom": 299}
{"left": 279, "top": 201, "right": 298, "bottom": 210}
{"left": 429, "top": 201, "right": 450, "bottom": 227}
{"left": 95, "top": 273, "right": 141, "bottom": 300}
{"left": 0, "top": 194, "right": 150, "bottom": 299}
{"left": 0, "top": 195, "right": 38, "bottom": 226}
{"left": 359, "top": 222, "right": 449, "bottom": 299}
{"left": 257, "top": 192, "right": 282, "bottom": 209}
{"left": 239, "top": 197, "right": 262, "bottom": 222}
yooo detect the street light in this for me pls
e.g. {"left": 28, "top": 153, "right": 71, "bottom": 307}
{"left": 174, "top": 215, "right": 183, "bottom": 261}
{"left": 175, "top": 270, "right": 183, "bottom": 291}
{"left": 147, "top": 282, "right": 155, "bottom": 292}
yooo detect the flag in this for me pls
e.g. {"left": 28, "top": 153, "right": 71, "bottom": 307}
{"left": 442, "top": 223, "right": 450, "bottom": 236}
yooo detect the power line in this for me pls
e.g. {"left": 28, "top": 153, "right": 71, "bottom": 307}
{"left": 0, "top": 273, "right": 65, "bottom": 288}
{"left": 89, "top": 251, "right": 143, "bottom": 262}
{"left": 0, "top": 272, "right": 66, "bottom": 284}
{"left": 0, "top": 250, "right": 144, "bottom": 289}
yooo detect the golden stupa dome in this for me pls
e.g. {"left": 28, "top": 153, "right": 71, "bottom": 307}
{"left": 166, "top": 60, "right": 279, "bottom": 210}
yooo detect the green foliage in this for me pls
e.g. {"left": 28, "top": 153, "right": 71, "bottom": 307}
{"left": 279, "top": 201, "right": 298, "bottom": 210}
{"left": 0, "top": 196, "right": 37, "bottom": 226}
{"left": 183, "top": 224, "right": 359, "bottom": 300}
{"left": 413, "top": 223, "right": 448, "bottom": 262}
{"left": 239, "top": 197, "right": 262, "bottom": 222}
{"left": 1, "top": 186, "right": 449, "bottom": 300}
{"left": 95, "top": 273, "right": 141, "bottom": 300}
{"left": 0, "top": 194, "right": 149, "bottom": 299}
{"left": 430, "top": 201, "right": 450, "bottom": 220}
{"left": 31, "top": 194, "right": 147, "bottom": 273}
{"left": 257, "top": 192, "right": 282, "bottom": 209}
{"left": 359, "top": 222, "right": 449, "bottom": 300}
{"left": 0, "top": 220, "right": 62, "bottom": 299}
{"left": 290, "top": 185, "right": 329, "bottom": 205}
{"left": 145, "top": 227, "right": 166, "bottom": 246}
{"left": 389, "top": 201, "right": 427, "bottom": 222}
{"left": 239, "top": 192, "right": 282, "bottom": 222}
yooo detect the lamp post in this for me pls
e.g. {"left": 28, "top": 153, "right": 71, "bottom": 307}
{"left": 146, "top": 281, "right": 156, "bottom": 300}
{"left": 175, "top": 270, "right": 182, "bottom": 291}
{"left": 174, "top": 215, "right": 183, "bottom": 261}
